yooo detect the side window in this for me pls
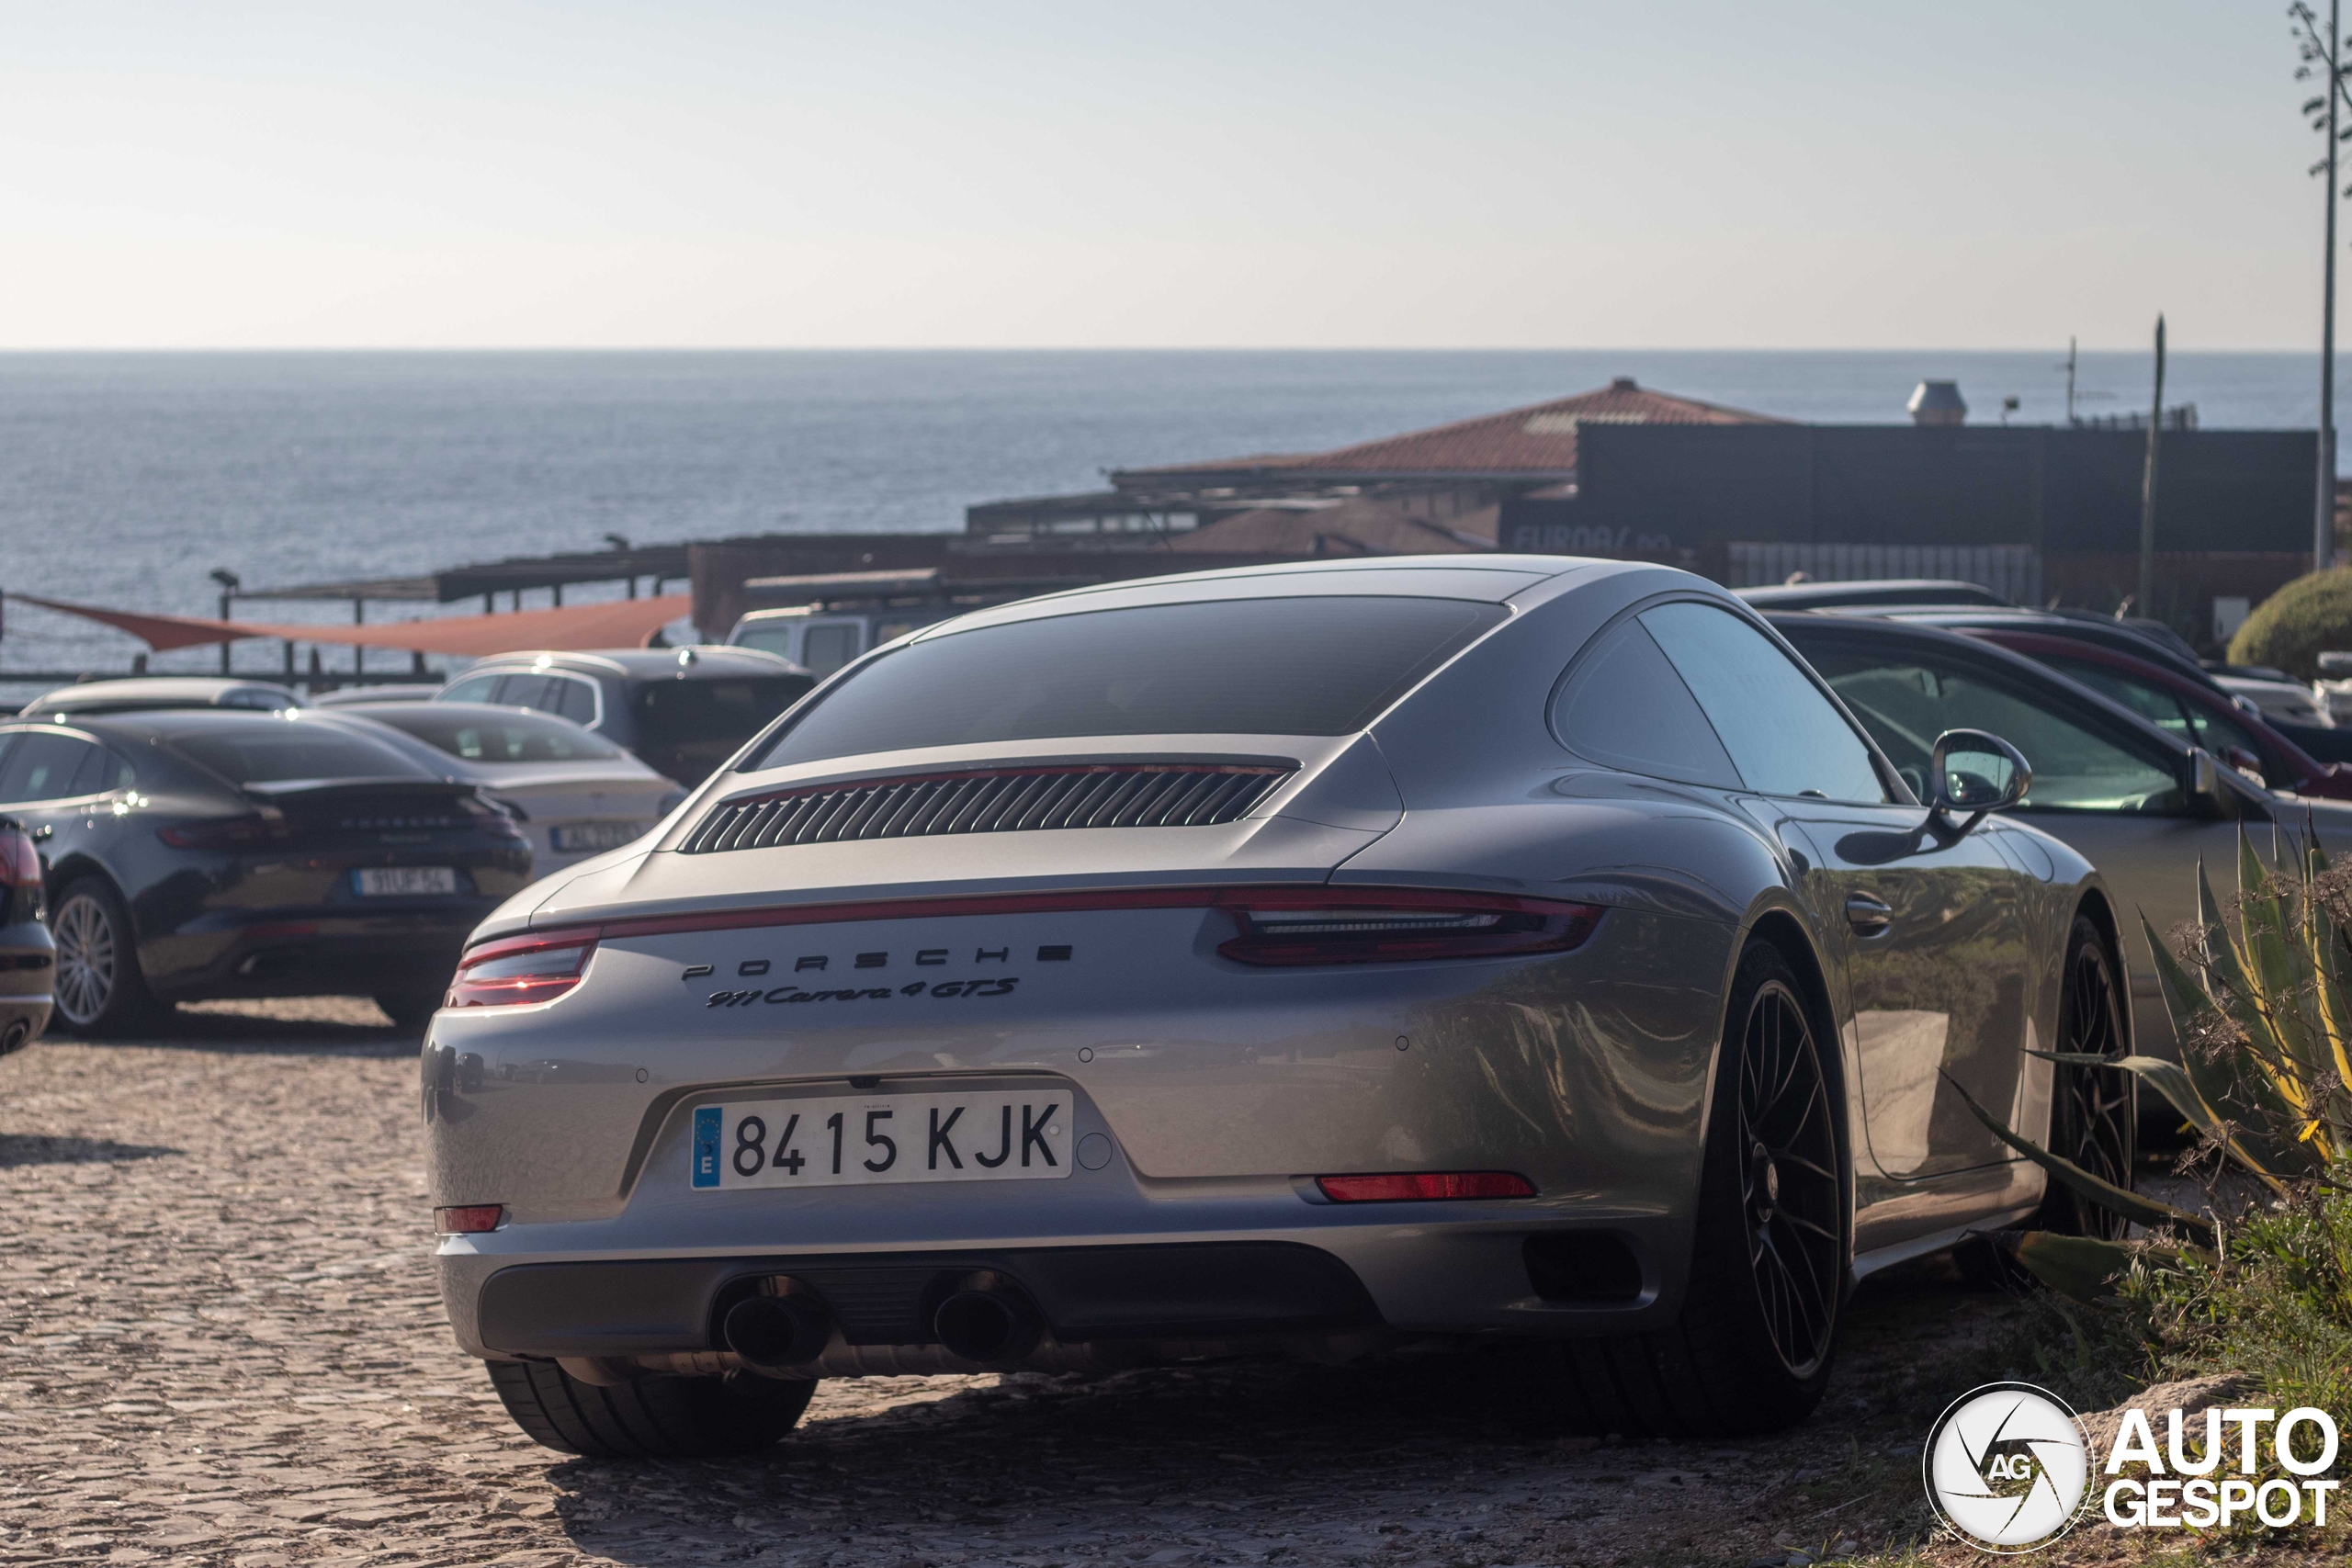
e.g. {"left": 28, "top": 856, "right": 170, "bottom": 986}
{"left": 1638, "top": 603, "right": 1888, "bottom": 802}
{"left": 1554, "top": 616, "right": 1740, "bottom": 788}
{"left": 496, "top": 675, "right": 557, "bottom": 712}
{"left": 0, "top": 734, "right": 100, "bottom": 804}
{"left": 801, "top": 623, "right": 862, "bottom": 677}
{"left": 2041, "top": 657, "right": 2194, "bottom": 741}
{"left": 441, "top": 673, "right": 504, "bottom": 705}
{"left": 64, "top": 743, "right": 128, "bottom": 797}
{"left": 549, "top": 675, "right": 598, "bottom": 726}
{"left": 1800, "top": 642, "right": 2187, "bottom": 815}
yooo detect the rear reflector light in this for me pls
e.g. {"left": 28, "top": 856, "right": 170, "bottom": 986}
{"left": 445, "top": 931, "right": 598, "bottom": 1009}
{"left": 1317, "top": 1172, "right": 1536, "bottom": 1202}
{"left": 0, "top": 829, "right": 39, "bottom": 888}
{"left": 158, "top": 813, "right": 291, "bottom": 850}
{"left": 434, "top": 1204, "right": 504, "bottom": 1234}
{"left": 1216, "top": 889, "right": 1601, "bottom": 967}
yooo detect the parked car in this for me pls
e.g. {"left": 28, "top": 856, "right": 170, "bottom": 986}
{"left": 1946, "top": 626, "right": 2352, "bottom": 800}
{"left": 725, "top": 570, "right": 1091, "bottom": 677}
{"left": 20, "top": 677, "right": 304, "bottom": 717}
{"left": 1767, "top": 612, "right": 2352, "bottom": 1070}
{"left": 312, "top": 683, "right": 447, "bottom": 707}
{"left": 1853, "top": 606, "right": 2352, "bottom": 766}
{"left": 0, "top": 818, "right": 54, "bottom": 1057}
{"left": 2213, "top": 671, "right": 2333, "bottom": 730}
{"left": 0, "top": 710, "right": 532, "bottom": 1034}
{"left": 435, "top": 649, "right": 814, "bottom": 788}
{"left": 431, "top": 555, "right": 2132, "bottom": 1456}
{"left": 1734, "top": 578, "right": 2011, "bottom": 611}
{"left": 311, "top": 703, "right": 684, "bottom": 874}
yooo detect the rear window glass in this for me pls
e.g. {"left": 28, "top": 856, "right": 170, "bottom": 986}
{"left": 635, "top": 677, "right": 815, "bottom": 750}
{"left": 363, "top": 708, "right": 624, "bottom": 763}
{"left": 752, "top": 596, "right": 1505, "bottom": 769}
{"left": 173, "top": 725, "right": 433, "bottom": 784}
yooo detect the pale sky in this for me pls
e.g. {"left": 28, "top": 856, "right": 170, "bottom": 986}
{"left": 0, "top": 1, "right": 2334, "bottom": 349}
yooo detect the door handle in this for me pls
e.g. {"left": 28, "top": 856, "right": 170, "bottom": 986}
{"left": 1845, "top": 892, "right": 1893, "bottom": 931}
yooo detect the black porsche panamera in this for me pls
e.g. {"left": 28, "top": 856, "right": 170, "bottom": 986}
{"left": 0, "top": 708, "right": 534, "bottom": 1033}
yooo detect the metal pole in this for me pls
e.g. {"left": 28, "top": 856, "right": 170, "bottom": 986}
{"left": 353, "top": 597, "right": 365, "bottom": 682}
{"left": 219, "top": 592, "right": 232, "bottom": 674}
{"left": 2138, "top": 315, "right": 2166, "bottom": 615}
{"left": 2326, "top": 0, "right": 2342, "bottom": 571}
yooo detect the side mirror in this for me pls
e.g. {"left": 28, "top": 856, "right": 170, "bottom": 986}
{"left": 1927, "top": 728, "right": 2030, "bottom": 835}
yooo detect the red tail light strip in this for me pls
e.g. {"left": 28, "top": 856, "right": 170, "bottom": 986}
{"left": 434, "top": 1204, "right": 504, "bottom": 1234}
{"left": 1317, "top": 1172, "right": 1537, "bottom": 1202}
{"left": 448, "top": 886, "right": 1604, "bottom": 1005}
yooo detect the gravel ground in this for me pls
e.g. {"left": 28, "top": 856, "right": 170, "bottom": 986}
{"left": 0, "top": 1001, "right": 2235, "bottom": 1568}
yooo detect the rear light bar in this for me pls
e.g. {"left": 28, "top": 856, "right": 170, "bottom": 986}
{"left": 1212, "top": 888, "right": 1601, "bottom": 967}
{"left": 434, "top": 1204, "right": 504, "bottom": 1234}
{"left": 158, "top": 813, "right": 292, "bottom": 850}
{"left": 1317, "top": 1172, "right": 1537, "bottom": 1202}
{"left": 0, "top": 828, "right": 39, "bottom": 889}
{"left": 445, "top": 931, "right": 598, "bottom": 1009}
{"left": 456, "top": 887, "right": 1603, "bottom": 982}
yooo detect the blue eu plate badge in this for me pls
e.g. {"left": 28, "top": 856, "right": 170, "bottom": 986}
{"left": 691, "top": 1107, "right": 722, "bottom": 1189}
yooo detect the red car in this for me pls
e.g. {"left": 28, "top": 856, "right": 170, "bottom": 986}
{"left": 1958, "top": 626, "right": 2352, "bottom": 801}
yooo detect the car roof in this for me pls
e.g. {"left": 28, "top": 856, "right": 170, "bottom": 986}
{"left": 1826, "top": 605, "right": 2214, "bottom": 680}
{"left": 21, "top": 677, "right": 301, "bottom": 713}
{"left": 6, "top": 706, "right": 354, "bottom": 741}
{"left": 1735, "top": 579, "right": 2010, "bottom": 610}
{"left": 310, "top": 682, "right": 443, "bottom": 705}
{"left": 904, "top": 554, "right": 1590, "bottom": 642}
{"left": 455, "top": 647, "right": 808, "bottom": 680}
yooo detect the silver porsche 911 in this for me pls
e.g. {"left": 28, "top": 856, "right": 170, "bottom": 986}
{"left": 422, "top": 555, "right": 2136, "bottom": 1458}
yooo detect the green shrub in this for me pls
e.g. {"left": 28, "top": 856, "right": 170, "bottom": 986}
{"left": 2229, "top": 568, "right": 2352, "bottom": 679}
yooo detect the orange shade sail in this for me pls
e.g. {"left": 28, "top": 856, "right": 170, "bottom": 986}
{"left": 16, "top": 592, "right": 695, "bottom": 658}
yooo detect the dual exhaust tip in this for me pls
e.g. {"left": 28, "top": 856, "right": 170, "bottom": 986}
{"left": 722, "top": 1270, "right": 1043, "bottom": 1369}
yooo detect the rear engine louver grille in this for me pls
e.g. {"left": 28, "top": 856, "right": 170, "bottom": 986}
{"left": 679, "top": 764, "right": 1293, "bottom": 853}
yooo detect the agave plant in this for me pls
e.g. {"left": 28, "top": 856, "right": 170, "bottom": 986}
{"left": 1947, "top": 824, "right": 2352, "bottom": 1299}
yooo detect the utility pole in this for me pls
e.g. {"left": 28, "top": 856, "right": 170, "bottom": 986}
{"left": 2065, "top": 336, "right": 2078, "bottom": 425}
{"left": 2138, "top": 316, "right": 2166, "bottom": 615}
{"left": 2297, "top": 0, "right": 2350, "bottom": 568}
{"left": 2327, "top": 0, "right": 2341, "bottom": 570}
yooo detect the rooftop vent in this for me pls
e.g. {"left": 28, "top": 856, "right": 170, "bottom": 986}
{"left": 1907, "top": 380, "right": 1967, "bottom": 426}
{"left": 679, "top": 763, "right": 1294, "bottom": 853}
{"left": 1610, "top": 376, "right": 1638, "bottom": 391}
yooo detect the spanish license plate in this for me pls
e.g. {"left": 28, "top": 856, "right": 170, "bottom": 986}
{"left": 352, "top": 866, "right": 458, "bottom": 897}
{"left": 691, "top": 1091, "right": 1074, "bottom": 1190}
{"left": 551, "top": 821, "right": 644, "bottom": 852}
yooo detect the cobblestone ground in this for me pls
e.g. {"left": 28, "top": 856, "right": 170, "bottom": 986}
{"left": 3, "top": 1002, "right": 2129, "bottom": 1568}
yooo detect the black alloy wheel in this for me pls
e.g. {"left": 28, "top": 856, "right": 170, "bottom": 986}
{"left": 2038, "top": 916, "right": 2136, "bottom": 1239}
{"left": 1735, "top": 974, "right": 1845, "bottom": 1378}
{"left": 51, "top": 878, "right": 158, "bottom": 1038}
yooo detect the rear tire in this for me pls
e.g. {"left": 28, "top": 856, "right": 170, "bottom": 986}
{"left": 1547, "top": 940, "right": 1848, "bottom": 1437}
{"left": 487, "top": 1360, "right": 817, "bottom": 1460}
{"left": 51, "top": 878, "right": 161, "bottom": 1038}
{"left": 372, "top": 987, "right": 444, "bottom": 1033}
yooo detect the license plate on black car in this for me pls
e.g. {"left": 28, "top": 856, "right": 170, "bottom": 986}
{"left": 552, "top": 822, "right": 643, "bottom": 852}
{"left": 353, "top": 867, "right": 458, "bottom": 897}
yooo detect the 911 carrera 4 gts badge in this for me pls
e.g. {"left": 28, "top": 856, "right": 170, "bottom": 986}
{"left": 704, "top": 977, "right": 1021, "bottom": 1008}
